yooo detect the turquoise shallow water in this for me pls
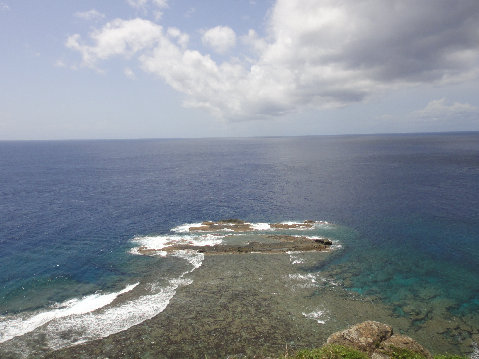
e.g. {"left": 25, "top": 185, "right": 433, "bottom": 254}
{"left": 0, "top": 133, "right": 478, "bottom": 357}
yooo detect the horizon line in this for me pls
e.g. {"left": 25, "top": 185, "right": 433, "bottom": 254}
{"left": 0, "top": 130, "right": 478, "bottom": 143}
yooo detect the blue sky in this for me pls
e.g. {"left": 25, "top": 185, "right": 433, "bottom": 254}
{"left": 1, "top": 0, "right": 479, "bottom": 140}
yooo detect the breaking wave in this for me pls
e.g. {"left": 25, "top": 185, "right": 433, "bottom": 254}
{"left": 0, "top": 249, "right": 204, "bottom": 357}
{"left": 171, "top": 220, "right": 331, "bottom": 233}
{"left": 0, "top": 282, "right": 138, "bottom": 344}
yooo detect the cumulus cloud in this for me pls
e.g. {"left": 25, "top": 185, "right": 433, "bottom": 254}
{"left": 126, "top": 0, "right": 167, "bottom": 19}
{"left": 66, "top": 0, "right": 479, "bottom": 119}
{"left": 75, "top": 9, "right": 105, "bottom": 22}
{"left": 201, "top": 26, "right": 236, "bottom": 54}
{"left": 241, "top": 29, "right": 267, "bottom": 54}
{"left": 415, "top": 98, "right": 478, "bottom": 121}
{"left": 167, "top": 27, "right": 189, "bottom": 48}
{"left": 66, "top": 18, "right": 163, "bottom": 67}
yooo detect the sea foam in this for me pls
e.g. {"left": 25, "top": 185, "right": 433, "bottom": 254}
{"left": 170, "top": 220, "right": 329, "bottom": 233}
{"left": 42, "top": 251, "right": 204, "bottom": 351}
{"left": 0, "top": 248, "right": 205, "bottom": 356}
{"left": 287, "top": 251, "right": 305, "bottom": 264}
{"left": 302, "top": 309, "right": 328, "bottom": 324}
{"left": 171, "top": 222, "right": 205, "bottom": 233}
{"left": 249, "top": 222, "right": 271, "bottom": 230}
{"left": 44, "top": 277, "right": 191, "bottom": 350}
{"left": 471, "top": 342, "right": 479, "bottom": 359}
{"left": 288, "top": 273, "right": 319, "bottom": 288}
{"left": 0, "top": 282, "right": 138, "bottom": 344}
{"left": 130, "top": 233, "right": 224, "bottom": 255}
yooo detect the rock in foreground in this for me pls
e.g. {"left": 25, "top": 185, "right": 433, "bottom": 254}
{"left": 327, "top": 321, "right": 432, "bottom": 359}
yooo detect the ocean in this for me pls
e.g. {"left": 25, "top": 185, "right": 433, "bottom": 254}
{"left": 0, "top": 133, "right": 478, "bottom": 358}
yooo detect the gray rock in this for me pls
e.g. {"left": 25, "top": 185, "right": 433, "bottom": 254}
{"left": 378, "top": 334, "right": 432, "bottom": 359}
{"left": 327, "top": 321, "right": 432, "bottom": 358}
{"left": 327, "top": 321, "right": 393, "bottom": 354}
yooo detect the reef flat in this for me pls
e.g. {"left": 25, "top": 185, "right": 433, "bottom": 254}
{"left": 3, "top": 219, "right": 475, "bottom": 358}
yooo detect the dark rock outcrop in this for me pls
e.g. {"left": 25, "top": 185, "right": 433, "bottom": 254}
{"left": 264, "top": 234, "right": 332, "bottom": 245}
{"left": 270, "top": 222, "right": 315, "bottom": 230}
{"left": 188, "top": 220, "right": 321, "bottom": 232}
{"left": 327, "top": 321, "right": 432, "bottom": 359}
{"left": 189, "top": 220, "right": 253, "bottom": 232}
{"left": 137, "top": 234, "right": 332, "bottom": 256}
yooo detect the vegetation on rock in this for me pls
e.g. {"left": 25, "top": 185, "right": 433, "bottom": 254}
{"left": 284, "top": 346, "right": 467, "bottom": 359}
{"left": 280, "top": 321, "right": 469, "bottom": 359}
{"left": 289, "top": 344, "right": 369, "bottom": 359}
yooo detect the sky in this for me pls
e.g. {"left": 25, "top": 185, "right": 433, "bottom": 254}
{"left": 1, "top": 0, "right": 479, "bottom": 140}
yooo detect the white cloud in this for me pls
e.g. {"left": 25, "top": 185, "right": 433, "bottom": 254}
{"left": 201, "top": 26, "right": 236, "bottom": 54}
{"left": 54, "top": 59, "right": 67, "bottom": 68}
{"left": 126, "top": 0, "right": 148, "bottom": 9}
{"left": 67, "top": 0, "right": 479, "bottom": 119}
{"left": 152, "top": 0, "right": 167, "bottom": 8}
{"left": 415, "top": 98, "right": 478, "bottom": 121}
{"left": 151, "top": 0, "right": 168, "bottom": 20}
{"left": 167, "top": 27, "right": 189, "bottom": 48}
{"left": 124, "top": 67, "right": 136, "bottom": 79}
{"left": 0, "top": 1, "right": 9, "bottom": 11}
{"left": 241, "top": 29, "right": 267, "bottom": 54}
{"left": 126, "top": 0, "right": 168, "bottom": 19}
{"left": 75, "top": 9, "right": 105, "bottom": 22}
{"left": 66, "top": 18, "right": 163, "bottom": 67}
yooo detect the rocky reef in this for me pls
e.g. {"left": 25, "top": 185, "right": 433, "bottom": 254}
{"left": 137, "top": 234, "right": 333, "bottom": 256}
{"left": 135, "top": 219, "right": 334, "bottom": 256}
{"left": 187, "top": 219, "right": 322, "bottom": 232}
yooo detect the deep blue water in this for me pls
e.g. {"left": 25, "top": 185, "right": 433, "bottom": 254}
{"left": 0, "top": 133, "right": 478, "bottom": 347}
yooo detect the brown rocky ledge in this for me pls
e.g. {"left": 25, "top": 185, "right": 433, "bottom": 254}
{"left": 188, "top": 219, "right": 321, "bottom": 232}
{"left": 327, "top": 321, "right": 432, "bottom": 359}
{"left": 137, "top": 234, "right": 333, "bottom": 256}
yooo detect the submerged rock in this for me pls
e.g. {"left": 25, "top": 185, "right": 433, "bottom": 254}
{"left": 327, "top": 321, "right": 432, "bottom": 358}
